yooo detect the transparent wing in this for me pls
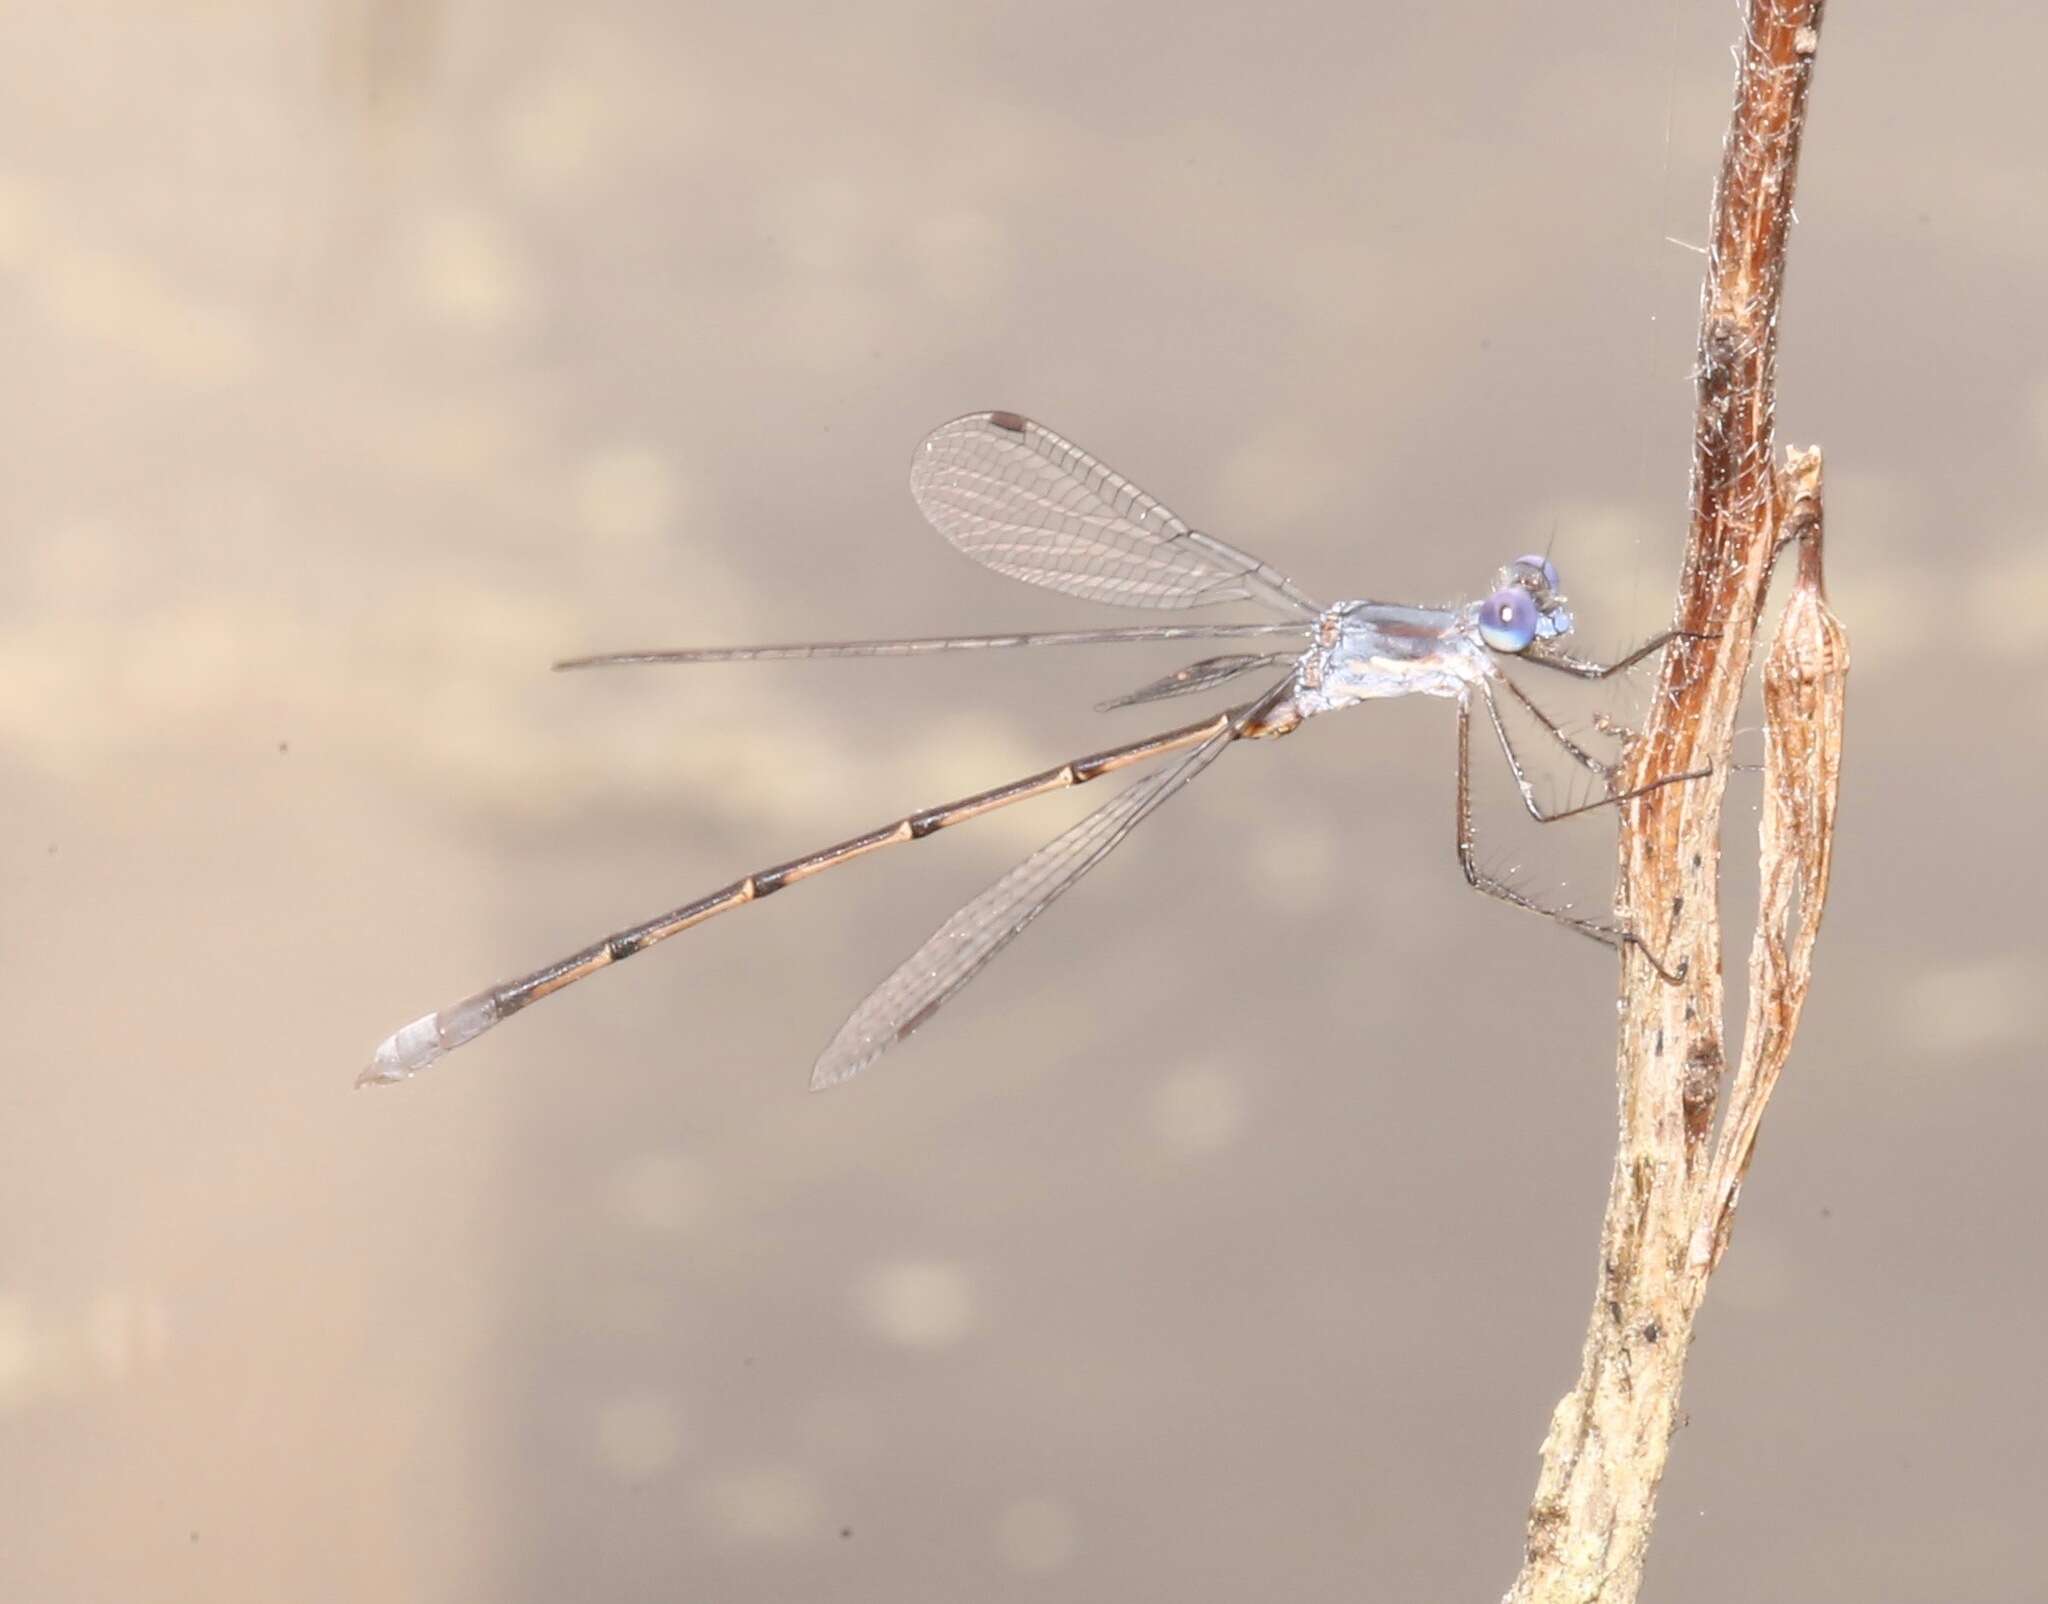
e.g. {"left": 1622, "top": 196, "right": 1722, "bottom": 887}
{"left": 553, "top": 621, "right": 1309, "bottom": 671}
{"left": 1096, "top": 651, "right": 1298, "bottom": 712}
{"left": 910, "top": 412, "right": 1322, "bottom": 618}
{"left": 810, "top": 697, "right": 1264, "bottom": 1089}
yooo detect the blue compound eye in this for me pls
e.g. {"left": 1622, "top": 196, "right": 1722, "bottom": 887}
{"left": 1512, "top": 552, "right": 1561, "bottom": 594}
{"left": 1479, "top": 586, "right": 1539, "bottom": 652}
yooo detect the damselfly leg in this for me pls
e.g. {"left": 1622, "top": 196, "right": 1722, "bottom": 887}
{"left": 363, "top": 409, "right": 1712, "bottom": 1087}
{"left": 1456, "top": 691, "right": 1698, "bottom": 982}
{"left": 1522, "top": 628, "right": 1707, "bottom": 681}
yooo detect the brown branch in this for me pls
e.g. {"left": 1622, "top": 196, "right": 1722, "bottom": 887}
{"left": 1505, "top": 6, "right": 1844, "bottom": 1601}
{"left": 1696, "top": 449, "right": 1845, "bottom": 1278}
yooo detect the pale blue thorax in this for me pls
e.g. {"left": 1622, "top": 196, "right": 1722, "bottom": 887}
{"left": 1285, "top": 590, "right": 1576, "bottom": 723}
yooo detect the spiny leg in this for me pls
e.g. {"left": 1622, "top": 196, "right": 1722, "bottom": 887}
{"left": 1521, "top": 627, "right": 1711, "bottom": 681}
{"left": 1454, "top": 696, "right": 1690, "bottom": 983}
{"left": 1513, "top": 627, "right": 1723, "bottom": 774}
{"left": 1492, "top": 672, "right": 1612, "bottom": 780}
{"left": 1481, "top": 682, "right": 1708, "bottom": 825}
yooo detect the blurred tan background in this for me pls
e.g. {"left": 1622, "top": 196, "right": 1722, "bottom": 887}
{"left": 4, "top": 2, "right": 2042, "bottom": 1599}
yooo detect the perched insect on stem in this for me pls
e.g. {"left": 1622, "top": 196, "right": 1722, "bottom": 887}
{"left": 362, "top": 411, "right": 1700, "bottom": 1091}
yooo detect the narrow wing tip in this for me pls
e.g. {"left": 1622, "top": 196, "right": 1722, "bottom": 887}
{"left": 808, "top": 1040, "right": 882, "bottom": 1092}
{"left": 810, "top": 1008, "right": 906, "bottom": 1090}
{"left": 808, "top": 1059, "right": 855, "bottom": 1093}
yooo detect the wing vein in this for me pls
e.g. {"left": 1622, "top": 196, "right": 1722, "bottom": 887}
{"left": 911, "top": 413, "right": 1321, "bottom": 617}
{"left": 809, "top": 680, "right": 1290, "bottom": 1088}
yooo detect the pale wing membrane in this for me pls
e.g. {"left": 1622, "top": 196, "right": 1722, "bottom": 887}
{"left": 811, "top": 700, "right": 1259, "bottom": 1089}
{"left": 1096, "top": 652, "right": 1297, "bottom": 712}
{"left": 911, "top": 412, "right": 1321, "bottom": 618}
{"left": 553, "top": 621, "right": 1308, "bottom": 671}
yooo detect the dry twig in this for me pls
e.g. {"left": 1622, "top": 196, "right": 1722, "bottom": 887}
{"left": 1504, "top": 5, "right": 1846, "bottom": 1599}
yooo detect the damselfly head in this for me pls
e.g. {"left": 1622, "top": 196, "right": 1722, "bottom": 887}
{"left": 1477, "top": 553, "right": 1572, "bottom": 652}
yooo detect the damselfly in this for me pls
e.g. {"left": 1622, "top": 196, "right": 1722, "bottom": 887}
{"left": 361, "top": 411, "right": 1696, "bottom": 1090}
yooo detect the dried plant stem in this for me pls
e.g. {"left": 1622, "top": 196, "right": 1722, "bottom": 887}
{"left": 1504, "top": 5, "right": 1844, "bottom": 1601}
